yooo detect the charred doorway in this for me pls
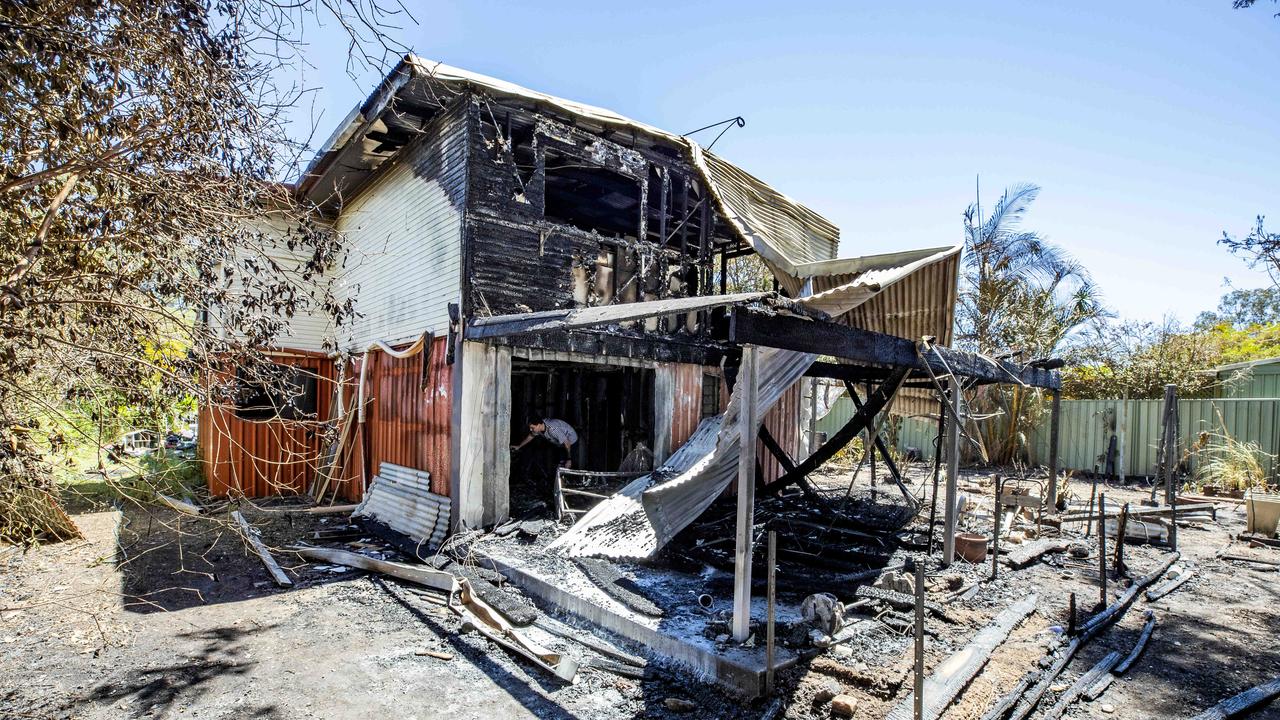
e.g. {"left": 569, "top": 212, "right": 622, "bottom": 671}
{"left": 509, "top": 360, "right": 654, "bottom": 511}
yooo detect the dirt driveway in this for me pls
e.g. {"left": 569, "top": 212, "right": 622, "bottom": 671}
{"left": 5, "top": 473, "right": 1280, "bottom": 720}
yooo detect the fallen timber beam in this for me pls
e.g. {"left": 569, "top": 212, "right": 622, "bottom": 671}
{"left": 1145, "top": 568, "right": 1195, "bottom": 601}
{"left": 1114, "top": 610, "right": 1157, "bottom": 674}
{"left": 1190, "top": 677, "right": 1280, "bottom": 720}
{"left": 1060, "top": 503, "right": 1216, "bottom": 524}
{"left": 757, "top": 423, "right": 796, "bottom": 475}
{"left": 886, "top": 594, "right": 1037, "bottom": 720}
{"left": 291, "top": 545, "right": 457, "bottom": 593}
{"left": 1080, "top": 552, "right": 1180, "bottom": 635}
{"left": 760, "top": 366, "right": 908, "bottom": 495}
{"left": 1002, "top": 540, "right": 1071, "bottom": 569}
{"left": 231, "top": 511, "right": 293, "bottom": 588}
{"left": 728, "top": 308, "right": 1061, "bottom": 389}
{"left": 1041, "top": 650, "right": 1122, "bottom": 720}
{"left": 855, "top": 585, "right": 953, "bottom": 622}
{"left": 1084, "top": 611, "right": 1156, "bottom": 701}
{"left": 981, "top": 671, "right": 1040, "bottom": 720}
{"left": 158, "top": 493, "right": 203, "bottom": 516}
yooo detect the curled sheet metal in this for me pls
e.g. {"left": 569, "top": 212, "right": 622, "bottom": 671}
{"left": 548, "top": 269, "right": 926, "bottom": 560}
{"left": 453, "top": 578, "right": 579, "bottom": 683}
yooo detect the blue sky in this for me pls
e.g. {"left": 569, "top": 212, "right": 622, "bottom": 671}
{"left": 287, "top": 2, "right": 1279, "bottom": 324}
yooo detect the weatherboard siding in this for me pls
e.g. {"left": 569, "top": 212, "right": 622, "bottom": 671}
{"left": 333, "top": 102, "right": 468, "bottom": 351}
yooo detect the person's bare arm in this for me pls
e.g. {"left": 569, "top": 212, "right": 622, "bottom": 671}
{"left": 561, "top": 442, "right": 572, "bottom": 468}
{"left": 511, "top": 433, "right": 533, "bottom": 451}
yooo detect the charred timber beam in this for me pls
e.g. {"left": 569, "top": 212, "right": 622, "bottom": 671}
{"left": 761, "top": 366, "right": 908, "bottom": 495}
{"left": 757, "top": 423, "right": 797, "bottom": 475}
{"left": 728, "top": 309, "right": 1061, "bottom": 390}
{"left": 467, "top": 291, "right": 769, "bottom": 339}
{"left": 845, "top": 380, "right": 914, "bottom": 506}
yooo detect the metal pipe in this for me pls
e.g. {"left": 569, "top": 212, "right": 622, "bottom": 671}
{"left": 913, "top": 561, "right": 926, "bottom": 720}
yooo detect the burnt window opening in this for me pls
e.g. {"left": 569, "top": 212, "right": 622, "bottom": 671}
{"left": 701, "top": 373, "right": 721, "bottom": 418}
{"left": 543, "top": 147, "right": 642, "bottom": 238}
{"left": 235, "top": 364, "right": 318, "bottom": 421}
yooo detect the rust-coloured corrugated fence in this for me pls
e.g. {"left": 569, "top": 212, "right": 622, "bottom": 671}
{"left": 364, "top": 336, "right": 453, "bottom": 497}
{"left": 201, "top": 349, "right": 336, "bottom": 498}
{"left": 670, "top": 363, "right": 704, "bottom": 450}
{"left": 760, "top": 380, "right": 802, "bottom": 485}
{"left": 713, "top": 371, "right": 802, "bottom": 486}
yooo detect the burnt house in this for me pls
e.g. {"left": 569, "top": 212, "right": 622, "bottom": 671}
{"left": 200, "top": 57, "right": 1060, "bottom": 564}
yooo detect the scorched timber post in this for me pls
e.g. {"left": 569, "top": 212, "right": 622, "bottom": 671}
{"left": 733, "top": 344, "right": 761, "bottom": 642}
{"left": 943, "top": 383, "right": 963, "bottom": 565}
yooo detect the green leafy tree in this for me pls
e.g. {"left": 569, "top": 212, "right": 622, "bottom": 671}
{"left": 1195, "top": 287, "right": 1280, "bottom": 329}
{"left": 1063, "top": 318, "right": 1222, "bottom": 399}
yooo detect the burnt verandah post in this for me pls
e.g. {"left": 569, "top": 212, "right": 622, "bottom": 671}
{"left": 1048, "top": 388, "right": 1062, "bottom": 512}
{"left": 732, "top": 344, "right": 760, "bottom": 642}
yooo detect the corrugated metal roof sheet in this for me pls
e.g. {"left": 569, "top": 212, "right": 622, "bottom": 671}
{"left": 353, "top": 463, "right": 450, "bottom": 552}
{"left": 297, "top": 56, "right": 840, "bottom": 278}
{"left": 548, "top": 264, "right": 935, "bottom": 559}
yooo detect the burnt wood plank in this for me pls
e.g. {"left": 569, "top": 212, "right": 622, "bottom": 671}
{"left": 729, "top": 308, "right": 1060, "bottom": 389}
{"left": 761, "top": 366, "right": 908, "bottom": 495}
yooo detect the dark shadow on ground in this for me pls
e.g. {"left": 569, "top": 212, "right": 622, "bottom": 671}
{"left": 71, "top": 624, "right": 283, "bottom": 719}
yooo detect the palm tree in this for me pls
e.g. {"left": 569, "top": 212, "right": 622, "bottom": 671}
{"left": 957, "top": 183, "right": 1108, "bottom": 464}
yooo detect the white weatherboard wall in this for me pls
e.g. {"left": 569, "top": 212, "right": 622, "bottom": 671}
{"left": 211, "top": 215, "right": 337, "bottom": 353}
{"left": 332, "top": 109, "right": 467, "bottom": 351}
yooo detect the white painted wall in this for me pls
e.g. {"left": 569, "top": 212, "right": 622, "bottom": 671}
{"left": 209, "top": 215, "right": 338, "bottom": 353}
{"left": 332, "top": 131, "right": 465, "bottom": 352}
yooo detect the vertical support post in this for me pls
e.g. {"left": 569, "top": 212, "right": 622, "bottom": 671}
{"left": 1098, "top": 493, "right": 1108, "bottom": 606}
{"left": 1068, "top": 592, "right": 1077, "bottom": 636}
{"left": 766, "top": 529, "right": 777, "bottom": 695}
{"left": 807, "top": 378, "right": 819, "bottom": 460}
{"left": 866, "top": 381, "right": 877, "bottom": 487}
{"left": 1048, "top": 389, "right": 1062, "bottom": 512}
{"left": 991, "top": 475, "right": 1002, "bottom": 581}
{"left": 1114, "top": 502, "right": 1130, "bottom": 576}
{"left": 1163, "top": 383, "right": 1179, "bottom": 551}
{"left": 554, "top": 468, "right": 564, "bottom": 521}
{"left": 1117, "top": 395, "right": 1128, "bottom": 485}
{"left": 732, "top": 345, "right": 759, "bottom": 643}
{"left": 1086, "top": 479, "right": 1097, "bottom": 538}
{"left": 943, "top": 384, "right": 963, "bottom": 565}
{"left": 913, "top": 561, "right": 926, "bottom": 720}
{"left": 927, "top": 391, "right": 947, "bottom": 555}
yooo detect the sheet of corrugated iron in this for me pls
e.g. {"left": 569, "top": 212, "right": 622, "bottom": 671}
{"left": 759, "top": 380, "right": 802, "bottom": 486}
{"left": 365, "top": 335, "right": 453, "bottom": 497}
{"left": 670, "top": 363, "right": 704, "bottom": 450}
{"left": 353, "top": 463, "right": 450, "bottom": 552}
{"left": 201, "top": 350, "right": 335, "bottom": 498}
